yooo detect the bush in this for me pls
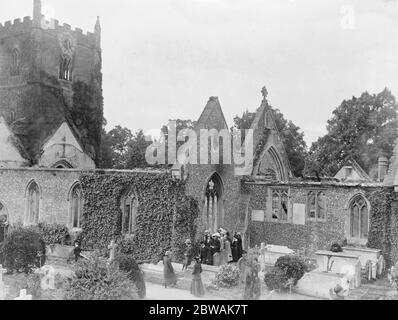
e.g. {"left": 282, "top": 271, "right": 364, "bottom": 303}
{"left": 330, "top": 242, "right": 343, "bottom": 253}
{"left": 274, "top": 255, "right": 307, "bottom": 285}
{"left": 36, "top": 223, "right": 70, "bottom": 246}
{"left": 64, "top": 255, "right": 138, "bottom": 300}
{"left": 114, "top": 253, "right": 146, "bottom": 299}
{"left": 264, "top": 267, "right": 288, "bottom": 291}
{"left": 3, "top": 227, "right": 46, "bottom": 274}
{"left": 215, "top": 264, "right": 240, "bottom": 288}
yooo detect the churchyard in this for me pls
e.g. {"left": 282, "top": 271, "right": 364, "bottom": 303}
{"left": 0, "top": 227, "right": 396, "bottom": 300}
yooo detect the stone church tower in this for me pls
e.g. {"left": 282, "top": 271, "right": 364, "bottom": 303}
{"left": 0, "top": 0, "right": 103, "bottom": 168}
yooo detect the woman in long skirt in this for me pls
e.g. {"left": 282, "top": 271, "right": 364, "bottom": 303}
{"left": 191, "top": 256, "right": 205, "bottom": 297}
{"left": 163, "top": 251, "right": 177, "bottom": 288}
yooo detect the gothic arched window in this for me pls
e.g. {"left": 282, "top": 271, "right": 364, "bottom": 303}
{"left": 59, "top": 54, "right": 72, "bottom": 81}
{"left": 120, "top": 193, "right": 138, "bottom": 235}
{"left": 271, "top": 189, "right": 288, "bottom": 221}
{"left": 11, "top": 48, "right": 20, "bottom": 76}
{"left": 70, "top": 184, "right": 82, "bottom": 229}
{"left": 26, "top": 181, "right": 40, "bottom": 225}
{"left": 350, "top": 195, "right": 369, "bottom": 239}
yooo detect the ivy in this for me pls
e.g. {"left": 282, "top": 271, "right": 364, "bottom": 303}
{"left": 79, "top": 172, "right": 199, "bottom": 262}
{"left": 367, "top": 188, "right": 396, "bottom": 267}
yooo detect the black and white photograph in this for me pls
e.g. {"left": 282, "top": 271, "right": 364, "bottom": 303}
{"left": 0, "top": 0, "right": 397, "bottom": 306}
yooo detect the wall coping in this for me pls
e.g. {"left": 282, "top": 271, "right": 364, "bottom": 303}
{"left": 242, "top": 180, "right": 385, "bottom": 188}
{"left": 0, "top": 167, "right": 169, "bottom": 175}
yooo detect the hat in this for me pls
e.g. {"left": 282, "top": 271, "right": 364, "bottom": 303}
{"left": 165, "top": 251, "right": 172, "bottom": 256}
{"left": 213, "top": 233, "right": 220, "bottom": 237}
{"left": 185, "top": 239, "right": 192, "bottom": 244}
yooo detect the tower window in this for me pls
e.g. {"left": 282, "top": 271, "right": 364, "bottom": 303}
{"left": 10, "top": 48, "right": 20, "bottom": 76}
{"left": 59, "top": 54, "right": 73, "bottom": 81}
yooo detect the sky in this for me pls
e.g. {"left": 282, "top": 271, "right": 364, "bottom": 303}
{"left": 1, "top": 0, "right": 398, "bottom": 145}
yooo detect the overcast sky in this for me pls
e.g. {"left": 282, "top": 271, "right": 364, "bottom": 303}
{"left": 1, "top": 0, "right": 398, "bottom": 145}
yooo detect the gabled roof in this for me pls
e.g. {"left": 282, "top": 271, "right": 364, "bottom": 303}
{"left": 195, "top": 96, "right": 228, "bottom": 131}
{"left": 334, "top": 158, "right": 372, "bottom": 182}
{"left": 41, "top": 121, "right": 84, "bottom": 153}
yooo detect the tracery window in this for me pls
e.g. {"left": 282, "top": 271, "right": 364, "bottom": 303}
{"left": 271, "top": 189, "right": 288, "bottom": 221}
{"left": 350, "top": 195, "right": 369, "bottom": 239}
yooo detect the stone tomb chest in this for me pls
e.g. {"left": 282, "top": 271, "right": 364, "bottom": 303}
{"left": 260, "top": 244, "right": 295, "bottom": 268}
{"left": 315, "top": 250, "right": 361, "bottom": 288}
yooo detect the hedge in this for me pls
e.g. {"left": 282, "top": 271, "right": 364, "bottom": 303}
{"left": 79, "top": 172, "right": 199, "bottom": 262}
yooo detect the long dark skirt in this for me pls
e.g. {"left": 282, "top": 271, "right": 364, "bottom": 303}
{"left": 191, "top": 276, "right": 205, "bottom": 297}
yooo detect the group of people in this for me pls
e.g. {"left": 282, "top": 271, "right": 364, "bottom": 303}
{"left": 199, "top": 229, "right": 243, "bottom": 266}
{"left": 161, "top": 230, "right": 245, "bottom": 298}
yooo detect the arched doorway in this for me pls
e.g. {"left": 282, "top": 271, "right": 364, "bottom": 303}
{"left": 203, "top": 173, "right": 224, "bottom": 233}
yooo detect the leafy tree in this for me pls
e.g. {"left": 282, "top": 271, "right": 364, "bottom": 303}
{"left": 99, "top": 125, "right": 133, "bottom": 169}
{"left": 125, "top": 130, "right": 152, "bottom": 169}
{"left": 233, "top": 108, "right": 307, "bottom": 177}
{"left": 306, "top": 88, "right": 398, "bottom": 178}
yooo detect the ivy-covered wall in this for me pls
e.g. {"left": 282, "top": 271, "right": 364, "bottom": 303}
{"left": 247, "top": 183, "right": 398, "bottom": 262}
{"left": 367, "top": 188, "right": 397, "bottom": 267}
{"left": 79, "top": 171, "right": 199, "bottom": 262}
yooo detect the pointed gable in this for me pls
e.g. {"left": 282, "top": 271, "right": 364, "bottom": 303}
{"left": 250, "top": 87, "right": 292, "bottom": 180}
{"left": 42, "top": 122, "right": 83, "bottom": 153}
{"left": 0, "top": 117, "right": 29, "bottom": 167}
{"left": 334, "top": 158, "right": 372, "bottom": 182}
{"left": 195, "top": 96, "right": 228, "bottom": 131}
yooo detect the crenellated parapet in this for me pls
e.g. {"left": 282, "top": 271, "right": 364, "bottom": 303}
{"left": 0, "top": 16, "right": 98, "bottom": 48}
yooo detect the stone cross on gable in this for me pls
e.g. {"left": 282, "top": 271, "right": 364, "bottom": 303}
{"left": 61, "top": 135, "right": 67, "bottom": 158}
{"left": 14, "top": 289, "right": 32, "bottom": 300}
{"left": 108, "top": 240, "right": 117, "bottom": 263}
{"left": 261, "top": 86, "right": 268, "bottom": 101}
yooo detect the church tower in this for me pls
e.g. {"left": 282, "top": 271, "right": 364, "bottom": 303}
{"left": 0, "top": 0, "right": 103, "bottom": 167}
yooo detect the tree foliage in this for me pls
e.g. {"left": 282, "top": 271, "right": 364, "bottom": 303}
{"left": 99, "top": 125, "right": 153, "bottom": 169}
{"left": 306, "top": 88, "right": 398, "bottom": 177}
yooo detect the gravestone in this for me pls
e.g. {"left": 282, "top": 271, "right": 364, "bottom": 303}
{"left": 296, "top": 271, "right": 345, "bottom": 299}
{"left": 259, "top": 243, "right": 266, "bottom": 272}
{"left": 108, "top": 240, "right": 118, "bottom": 264}
{"left": 213, "top": 252, "right": 220, "bottom": 267}
{"left": 238, "top": 256, "right": 247, "bottom": 284}
{"left": 14, "top": 289, "right": 32, "bottom": 300}
{"left": 0, "top": 265, "right": 8, "bottom": 300}
{"left": 40, "top": 265, "right": 55, "bottom": 290}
